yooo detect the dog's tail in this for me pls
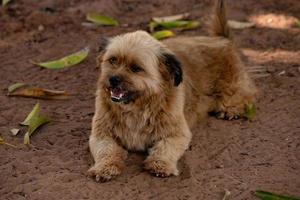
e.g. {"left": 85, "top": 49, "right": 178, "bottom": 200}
{"left": 209, "top": 0, "right": 231, "bottom": 39}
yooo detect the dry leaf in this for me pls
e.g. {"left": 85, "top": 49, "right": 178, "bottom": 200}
{"left": 8, "top": 85, "right": 69, "bottom": 100}
{"left": 86, "top": 13, "right": 119, "bottom": 26}
{"left": 152, "top": 13, "right": 190, "bottom": 23}
{"left": 10, "top": 128, "right": 20, "bottom": 136}
{"left": 32, "top": 47, "right": 89, "bottom": 69}
{"left": 228, "top": 20, "right": 255, "bottom": 29}
{"left": 21, "top": 103, "right": 50, "bottom": 145}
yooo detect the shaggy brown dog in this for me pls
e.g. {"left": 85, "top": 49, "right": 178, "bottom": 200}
{"left": 88, "top": 0, "right": 257, "bottom": 181}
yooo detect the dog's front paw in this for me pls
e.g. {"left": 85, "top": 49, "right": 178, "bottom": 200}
{"left": 87, "top": 163, "right": 122, "bottom": 182}
{"left": 144, "top": 159, "right": 178, "bottom": 177}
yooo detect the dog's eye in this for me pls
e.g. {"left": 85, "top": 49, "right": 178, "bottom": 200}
{"left": 130, "top": 65, "right": 142, "bottom": 73}
{"left": 108, "top": 57, "right": 117, "bottom": 65}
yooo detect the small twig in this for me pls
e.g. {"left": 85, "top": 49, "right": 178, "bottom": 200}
{"left": 222, "top": 189, "right": 231, "bottom": 200}
{"left": 0, "top": 142, "right": 17, "bottom": 148}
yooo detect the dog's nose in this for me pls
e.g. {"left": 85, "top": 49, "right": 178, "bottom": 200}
{"left": 109, "top": 76, "right": 122, "bottom": 87}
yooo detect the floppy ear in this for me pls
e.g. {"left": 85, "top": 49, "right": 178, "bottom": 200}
{"left": 97, "top": 37, "right": 109, "bottom": 52}
{"left": 96, "top": 37, "right": 109, "bottom": 66}
{"left": 161, "top": 53, "right": 183, "bottom": 86}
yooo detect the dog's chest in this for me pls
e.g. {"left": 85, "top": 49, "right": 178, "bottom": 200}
{"left": 114, "top": 112, "right": 154, "bottom": 151}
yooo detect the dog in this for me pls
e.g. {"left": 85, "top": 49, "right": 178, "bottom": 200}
{"left": 87, "top": 0, "right": 257, "bottom": 182}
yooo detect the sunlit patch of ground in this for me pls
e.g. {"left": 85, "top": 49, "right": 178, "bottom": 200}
{"left": 249, "top": 13, "right": 298, "bottom": 29}
{"left": 243, "top": 49, "right": 300, "bottom": 65}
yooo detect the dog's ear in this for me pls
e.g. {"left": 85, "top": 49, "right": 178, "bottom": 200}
{"left": 161, "top": 53, "right": 183, "bottom": 86}
{"left": 96, "top": 37, "right": 110, "bottom": 66}
{"left": 97, "top": 37, "right": 109, "bottom": 53}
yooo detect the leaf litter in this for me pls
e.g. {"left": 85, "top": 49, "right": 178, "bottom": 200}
{"left": 152, "top": 30, "right": 174, "bottom": 40}
{"left": 254, "top": 190, "right": 300, "bottom": 200}
{"left": 152, "top": 12, "right": 190, "bottom": 23}
{"left": 21, "top": 103, "right": 51, "bottom": 145}
{"left": 86, "top": 13, "right": 119, "bottom": 26}
{"left": 228, "top": 20, "right": 255, "bottom": 29}
{"left": 32, "top": 47, "right": 89, "bottom": 69}
{"left": 8, "top": 84, "right": 69, "bottom": 100}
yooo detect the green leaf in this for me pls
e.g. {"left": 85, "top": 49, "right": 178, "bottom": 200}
{"left": 149, "top": 20, "right": 200, "bottom": 32}
{"left": 244, "top": 103, "right": 256, "bottom": 120}
{"left": 152, "top": 30, "right": 174, "bottom": 40}
{"left": 254, "top": 190, "right": 300, "bottom": 200}
{"left": 2, "top": 0, "right": 11, "bottom": 6}
{"left": 33, "top": 47, "right": 89, "bottom": 69}
{"left": 21, "top": 103, "right": 50, "bottom": 145}
{"left": 86, "top": 13, "right": 119, "bottom": 26}
{"left": 21, "top": 103, "right": 40, "bottom": 126}
{"left": 180, "top": 21, "right": 200, "bottom": 30}
{"left": 8, "top": 83, "right": 26, "bottom": 93}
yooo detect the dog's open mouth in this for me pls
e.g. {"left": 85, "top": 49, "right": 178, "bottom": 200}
{"left": 110, "top": 87, "right": 126, "bottom": 101}
{"left": 109, "top": 87, "right": 134, "bottom": 103}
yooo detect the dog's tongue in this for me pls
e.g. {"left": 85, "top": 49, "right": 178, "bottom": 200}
{"left": 110, "top": 88, "right": 125, "bottom": 100}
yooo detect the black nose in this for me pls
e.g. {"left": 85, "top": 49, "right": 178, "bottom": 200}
{"left": 109, "top": 76, "right": 122, "bottom": 87}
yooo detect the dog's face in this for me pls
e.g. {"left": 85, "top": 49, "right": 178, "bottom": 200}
{"left": 97, "top": 31, "right": 182, "bottom": 105}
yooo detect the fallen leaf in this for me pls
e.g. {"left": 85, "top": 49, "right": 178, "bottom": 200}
{"left": 10, "top": 128, "right": 20, "bottom": 136}
{"left": 222, "top": 190, "right": 231, "bottom": 200}
{"left": 8, "top": 83, "right": 26, "bottom": 93}
{"left": 296, "top": 19, "right": 300, "bottom": 28}
{"left": 8, "top": 85, "right": 69, "bottom": 100}
{"left": 254, "top": 190, "right": 300, "bottom": 200}
{"left": 149, "top": 20, "right": 200, "bottom": 32}
{"left": 228, "top": 20, "right": 255, "bottom": 29}
{"left": 32, "top": 47, "right": 89, "bottom": 69}
{"left": 0, "top": 136, "right": 17, "bottom": 148}
{"left": 86, "top": 12, "right": 119, "bottom": 26}
{"left": 21, "top": 103, "right": 50, "bottom": 145}
{"left": 244, "top": 104, "right": 256, "bottom": 120}
{"left": 2, "top": 0, "right": 11, "bottom": 6}
{"left": 152, "top": 30, "right": 174, "bottom": 40}
{"left": 180, "top": 21, "right": 200, "bottom": 30}
{"left": 152, "top": 12, "right": 190, "bottom": 23}
{"left": 21, "top": 102, "right": 40, "bottom": 126}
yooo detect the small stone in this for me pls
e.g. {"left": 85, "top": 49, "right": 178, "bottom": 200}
{"left": 38, "top": 25, "right": 44, "bottom": 31}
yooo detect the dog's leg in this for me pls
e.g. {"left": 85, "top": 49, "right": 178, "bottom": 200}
{"left": 144, "top": 123, "right": 191, "bottom": 177}
{"left": 87, "top": 134, "right": 127, "bottom": 182}
{"left": 214, "top": 67, "right": 257, "bottom": 120}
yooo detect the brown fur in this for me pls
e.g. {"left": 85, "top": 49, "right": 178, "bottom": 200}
{"left": 88, "top": 0, "right": 257, "bottom": 181}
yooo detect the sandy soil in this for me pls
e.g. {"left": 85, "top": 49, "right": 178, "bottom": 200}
{"left": 0, "top": 0, "right": 299, "bottom": 199}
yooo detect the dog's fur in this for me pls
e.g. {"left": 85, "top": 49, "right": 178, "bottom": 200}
{"left": 88, "top": 0, "right": 257, "bottom": 181}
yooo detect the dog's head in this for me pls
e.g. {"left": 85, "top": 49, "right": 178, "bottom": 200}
{"left": 97, "top": 31, "right": 182, "bottom": 105}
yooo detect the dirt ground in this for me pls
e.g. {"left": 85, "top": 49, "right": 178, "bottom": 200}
{"left": 0, "top": 0, "right": 299, "bottom": 199}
